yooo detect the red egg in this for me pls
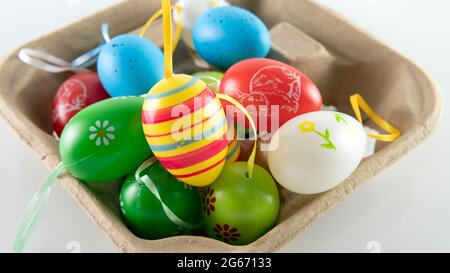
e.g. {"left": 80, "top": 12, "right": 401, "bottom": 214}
{"left": 219, "top": 58, "right": 322, "bottom": 132}
{"left": 52, "top": 72, "right": 110, "bottom": 136}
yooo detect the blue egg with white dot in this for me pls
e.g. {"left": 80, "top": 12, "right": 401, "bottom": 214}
{"left": 192, "top": 6, "right": 271, "bottom": 69}
{"left": 97, "top": 34, "right": 164, "bottom": 97}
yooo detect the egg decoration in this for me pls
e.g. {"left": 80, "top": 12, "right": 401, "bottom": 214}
{"left": 60, "top": 96, "right": 152, "bottom": 182}
{"left": 220, "top": 58, "right": 323, "bottom": 133}
{"left": 13, "top": 96, "right": 152, "bottom": 252}
{"left": 268, "top": 111, "right": 367, "bottom": 195}
{"left": 173, "top": 0, "right": 229, "bottom": 50}
{"left": 202, "top": 162, "right": 279, "bottom": 245}
{"left": 120, "top": 159, "right": 202, "bottom": 240}
{"left": 226, "top": 125, "right": 240, "bottom": 163}
{"left": 142, "top": 74, "right": 228, "bottom": 187}
{"left": 193, "top": 6, "right": 271, "bottom": 69}
{"left": 97, "top": 34, "right": 164, "bottom": 97}
{"left": 192, "top": 71, "right": 223, "bottom": 93}
{"left": 51, "top": 72, "right": 110, "bottom": 136}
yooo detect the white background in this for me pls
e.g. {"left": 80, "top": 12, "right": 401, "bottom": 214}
{"left": 0, "top": 0, "right": 449, "bottom": 253}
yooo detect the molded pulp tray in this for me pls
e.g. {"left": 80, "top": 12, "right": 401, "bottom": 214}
{"left": 0, "top": 0, "right": 442, "bottom": 252}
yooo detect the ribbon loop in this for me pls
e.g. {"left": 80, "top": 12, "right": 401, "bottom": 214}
{"left": 70, "top": 44, "right": 105, "bottom": 69}
{"left": 19, "top": 24, "right": 110, "bottom": 73}
{"left": 217, "top": 94, "right": 257, "bottom": 178}
{"left": 101, "top": 23, "right": 112, "bottom": 43}
{"left": 70, "top": 23, "right": 111, "bottom": 68}
{"left": 135, "top": 157, "right": 198, "bottom": 231}
{"left": 350, "top": 93, "right": 401, "bottom": 141}
{"left": 19, "top": 48, "right": 75, "bottom": 73}
{"left": 12, "top": 162, "right": 66, "bottom": 253}
{"left": 139, "top": 3, "right": 183, "bottom": 54}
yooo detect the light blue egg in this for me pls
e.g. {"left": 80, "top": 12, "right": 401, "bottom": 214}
{"left": 193, "top": 6, "right": 271, "bottom": 69}
{"left": 97, "top": 34, "right": 164, "bottom": 97}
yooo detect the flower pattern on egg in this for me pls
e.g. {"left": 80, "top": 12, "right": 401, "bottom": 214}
{"left": 213, "top": 224, "right": 241, "bottom": 243}
{"left": 334, "top": 113, "right": 348, "bottom": 125}
{"left": 202, "top": 187, "right": 216, "bottom": 215}
{"left": 89, "top": 120, "right": 116, "bottom": 146}
{"left": 298, "top": 121, "right": 336, "bottom": 150}
{"left": 299, "top": 121, "right": 315, "bottom": 133}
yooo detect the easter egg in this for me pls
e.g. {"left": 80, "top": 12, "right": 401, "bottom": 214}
{"left": 226, "top": 125, "right": 240, "bottom": 163}
{"left": 193, "top": 6, "right": 271, "bottom": 69}
{"left": 142, "top": 74, "right": 228, "bottom": 187}
{"left": 97, "top": 34, "right": 164, "bottom": 97}
{"left": 60, "top": 96, "right": 152, "bottom": 182}
{"left": 192, "top": 71, "right": 223, "bottom": 93}
{"left": 220, "top": 58, "right": 323, "bottom": 133}
{"left": 268, "top": 111, "right": 367, "bottom": 195}
{"left": 52, "top": 72, "right": 110, "bottom": 136}
{"left": 202, "top": 162, "right": 279, "bottom": 245}
{"left": 120, "top": 160, "right": 202, "bottom": 240}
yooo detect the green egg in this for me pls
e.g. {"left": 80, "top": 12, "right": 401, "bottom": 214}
{"left": 120, "top": 160, "right": 203, "bottom": 240}
{"left": 202, "top": 162, "right": 280, "bottom": 245}
{"left": 59, "top": 96, "right": 152, "bottom": 183}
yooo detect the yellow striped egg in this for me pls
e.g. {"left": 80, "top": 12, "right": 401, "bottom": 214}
{"left": 142, "top": 74, "right": 228, "bottom": 187}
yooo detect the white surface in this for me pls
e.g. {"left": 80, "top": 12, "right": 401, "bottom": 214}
{"left": 0, "top": 0, "right": 448, "bottom": 253}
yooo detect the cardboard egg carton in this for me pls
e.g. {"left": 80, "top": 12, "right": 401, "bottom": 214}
{"left": 0, "top": 0, "right": 442, "bottom": 252}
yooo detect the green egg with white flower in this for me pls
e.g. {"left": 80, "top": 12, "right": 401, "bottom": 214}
{"left": 59, "top": 96, "right": 152, "bottom": 183}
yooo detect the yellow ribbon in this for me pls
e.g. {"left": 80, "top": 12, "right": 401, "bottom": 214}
{"left": 161, "top": 0, "right": 174, "bottom": 79}
{"left": 217, "top": 94, "right": 257, "bottom": 178}
{"left": 210, "top": 0, "right": 221, "bottom": 7}
{"left": 159, "top": 0, "right": 256, "bottom": 175}
{"left": 139, "top": 3, "right": 183, "bottom": 54}
{"left": 350, "top": 93, "right": 401, "bottom": 141}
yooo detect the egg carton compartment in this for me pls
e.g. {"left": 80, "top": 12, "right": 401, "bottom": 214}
{"left": 0, "top": 0, "right": 442, "bottom": 252}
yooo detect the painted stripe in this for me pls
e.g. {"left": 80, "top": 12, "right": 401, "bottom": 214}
{"left": 227, "top": 148, "right": 240, "bottom": 162}
{"left": 226, "top": 140, "right": 239, "bottom": 160}
{"left": 146, "top": 77, "right": 199, "bottom": 100}
{"left": 149, "top": 117, "right": 227, "bottom": 152}
{"left": 149, "top": 74, "right": 192, "bottom": 95}
{"left": 149, "top": 126, "right": 228, "bottom": 158}
{"left": 167, "top": 148, "right": 227, "bottom": 176}
{"left": 145, "top": 105, "right": 224, "bottom": 138}
{"left": 142, "top": 97, "right": 221, "bottom": 136}
{"left": 143, "top": 80, "right": 207, "bottom": 111}
{"left": 174, "top": 157, "right": 226, "bottom": 179}
{"left": 159, "top": 140, "right": 227, "bottom": 170}
{"left": 227, "top": 138, "right": 238, "bottom": 152}
{"left": 142, "top": 88, "right": 214, "bottom": 124}
{"left": 145, "top": 110, "right": 225, "bottom": 145}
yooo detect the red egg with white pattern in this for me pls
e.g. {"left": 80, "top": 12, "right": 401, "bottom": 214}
{"left": 51, "top": 72, "right": 110, "bottom": 136}
{"left": 219, "top": 58, "right": 322, "bottom": 133}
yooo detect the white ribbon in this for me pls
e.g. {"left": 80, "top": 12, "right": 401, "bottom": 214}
{"left": 18, "top": 48, "right": 81, "bottom": 73}
{"left": 135, "top": 157, "right": 199, "bottom": 231}
{"left": 18, "top": 23, "right": 111, "bottom": 73}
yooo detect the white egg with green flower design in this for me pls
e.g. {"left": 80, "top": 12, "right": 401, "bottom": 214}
{"left": 268, "top": 111, "right": 367, "bottom": 195}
